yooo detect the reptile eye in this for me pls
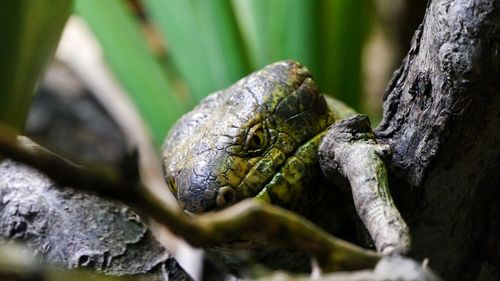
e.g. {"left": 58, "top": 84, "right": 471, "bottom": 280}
{"left": 166, "top": 177, "right": 178, "bottom": 196}
{"left": 249, "top": 129, "right": 264, "bottom": 149}
{"left": 245, "top": 124, "right": 267, "bottom": 151}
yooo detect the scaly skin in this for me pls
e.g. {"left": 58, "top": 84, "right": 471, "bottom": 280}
{"left": 162, "top": 61, "right": 353, "bottom": 212}
{"left": 162, "top": 61, "right": 359, "bottom": 272}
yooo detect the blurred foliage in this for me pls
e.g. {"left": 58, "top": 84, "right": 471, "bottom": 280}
{"left": 0, "top": 0, "right": 72, "bottom": 130}
{"left": 232, "top": 0, "right": 371, "bottom": 109}
{"left": 0, "top": 0, "right": 374, "bottom": 147}
{"left": 144, "top": 0, "right": 251, "bottom": 102}
{"left": 0, "top": 0, "right": 376, "bottom": 147}
{"left": 74, "top": 0, "right": 374, "bottom": 147}
{"left": 0, "top": 0, "right": 425, "bottom": 147}
{"left": 74, "top": 0, "right": 186, "bottom": 147}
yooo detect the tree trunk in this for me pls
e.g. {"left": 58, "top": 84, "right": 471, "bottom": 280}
{"left": 374, "top": 0, "right": 500, "bottom": 280}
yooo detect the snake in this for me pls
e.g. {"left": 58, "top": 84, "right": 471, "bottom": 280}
{"left": 162, "top": 61, "right": 383, "bottom": 273}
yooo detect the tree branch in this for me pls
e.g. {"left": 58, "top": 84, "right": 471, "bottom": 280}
{"left": 0, "top": 124, "right": 380, "bottom": 273}
{"left": 319, "top": 115, "right": 410, "bottom": 255}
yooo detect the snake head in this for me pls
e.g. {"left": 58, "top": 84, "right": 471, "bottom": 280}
{"left": 162, "top": 61, "right": 333, "bottom": 213}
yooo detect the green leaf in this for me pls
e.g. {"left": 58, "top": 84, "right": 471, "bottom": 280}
{"left": 191, "top": 0, "right": 251, "bottom": 89}
{"left": 75, "top": 0, "right": 186, "bottom": 147}
{"left": 144, "top": 0, "right": 250, "bottom": 102}
{"left": 0, "top": 0, "right": 72, "bottom": 130}
{"left": 233, "top": 0, "right": 371, "bottom": 111}
{"left": 318, "top": 0, "right": 371, "bottom": 110}
{"left": 233, "top": 0, "right": 321, "bottom": 79}
{"left": 267, "top": 0, "right": 320, "bottom": 77}
{"left": 231, "top": 0, "right": 271, "bottom": 69}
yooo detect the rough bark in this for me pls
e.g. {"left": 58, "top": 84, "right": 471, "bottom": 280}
{"left": 0, "top": 160, "right": 193, "bottom": 280}
{"left": 374, "top": 0, "right": 500, "bottom": 280}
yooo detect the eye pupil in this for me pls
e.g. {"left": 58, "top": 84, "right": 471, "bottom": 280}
{"left": 245, "top": 124, "right": 267, "bottom": 152}
{"left": 248, "top": 129, "right": 264, "bottom": 150}
{"left": 252, "top": 134, "right": 261, "bottom": 146}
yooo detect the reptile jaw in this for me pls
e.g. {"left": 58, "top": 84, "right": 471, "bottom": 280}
{"left": 255, "top": 132, "right": 325, "bottom": 207}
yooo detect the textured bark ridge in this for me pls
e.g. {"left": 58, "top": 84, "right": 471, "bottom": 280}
{"left": 319, "top": 115, "right": 410, "bottom": 256}
{"left": 0, "top": 160, "right": 192, "bottom": 280}
{"left": 373, "top": 0, "right": 500, "bottom": 280}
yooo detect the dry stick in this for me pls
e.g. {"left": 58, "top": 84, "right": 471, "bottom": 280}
{"left": 319, "top": 116, "right": 411, "bottom": 255}
{"left": 0, "top": 124, "right": 379, "bottom": 272}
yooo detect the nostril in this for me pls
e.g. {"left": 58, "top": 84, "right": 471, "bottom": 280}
{"left": 216, "top": 186, "right": 236, "bottom": 208}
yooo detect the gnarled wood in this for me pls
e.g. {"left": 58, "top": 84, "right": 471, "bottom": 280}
{"left": 374, "top": 0, "right": 500, "bottom": 280}
{"left": 0, "top": 160, "right": 193, "bottom": 280}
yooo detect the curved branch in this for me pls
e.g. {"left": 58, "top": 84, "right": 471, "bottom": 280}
{"left": 0, "top": 124, "right": 379, "bottom": 273}
{"left": 319, "top": 115, "right": 410, "bottom": 255}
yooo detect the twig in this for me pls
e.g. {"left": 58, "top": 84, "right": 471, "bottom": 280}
{"left": 319, "top": 116, "right": 411, "bottom": 255}
{"left": 0, "top": 123, "right": 379, "bottom": 272}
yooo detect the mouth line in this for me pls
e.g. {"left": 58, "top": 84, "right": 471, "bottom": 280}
{"left": 235, "top": 149, "right": 293, "bottom": 201}
{"left": 233, "top": 146, "right": 289, "bottom": 200}
{"left": 253, "top": 130, "right": 326, "bottom": 201}
{"left": 235, "top": 128, "right": 324, "bottom": 201}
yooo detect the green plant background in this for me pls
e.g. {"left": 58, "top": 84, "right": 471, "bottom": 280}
{"left": 0, "top": 0, "right": 72, "bottom": 130}
{"left": 1, "top": 0, "right": 374, "bottom": 148}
